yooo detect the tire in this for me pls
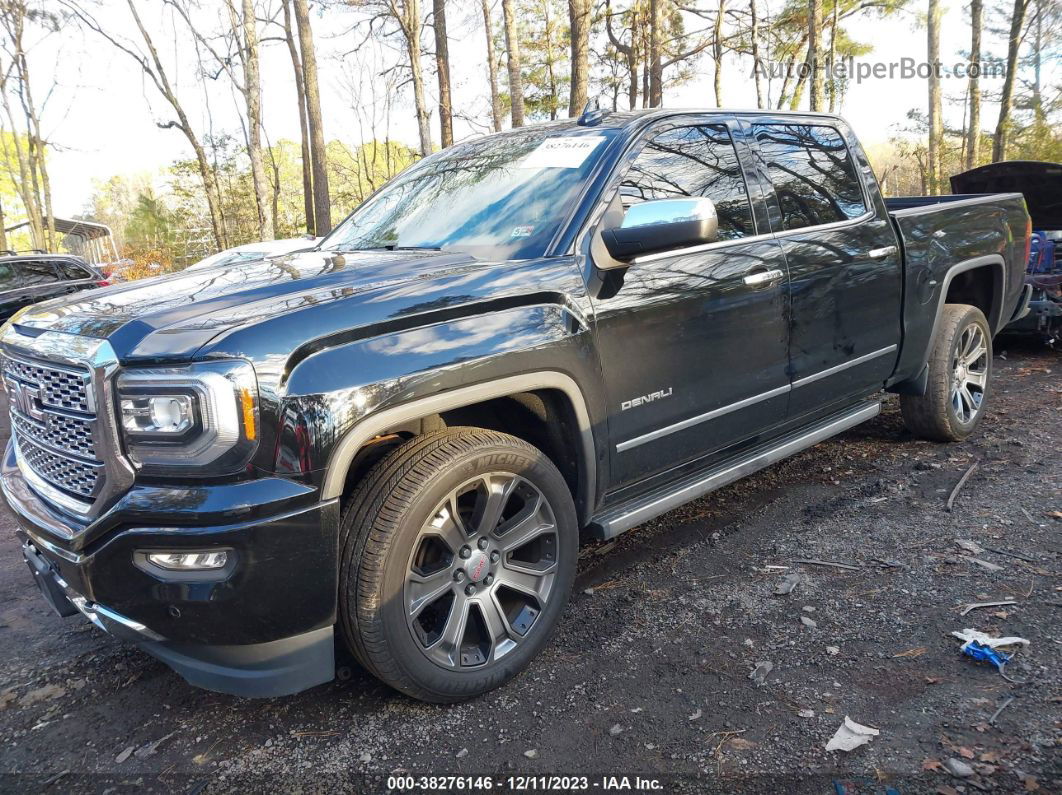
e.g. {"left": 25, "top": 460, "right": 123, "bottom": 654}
{"left": 338, "top": 428, "right": 578, "bottom": 702}
{"left": 901, "top": 303, "right": 993, "bottom": 442}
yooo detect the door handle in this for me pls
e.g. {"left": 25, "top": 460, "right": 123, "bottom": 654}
{"left": 743, "top": 268, "right": 784, "bottom": 287}
{"left": 868, "top": 245, "right": 897, "bottom": 258}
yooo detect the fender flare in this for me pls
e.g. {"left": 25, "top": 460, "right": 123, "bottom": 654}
{"left": 919, "top": 254, "right": 1007, "bottom": 366}
{"left": 320, "top": 372, "right": 597, "bottom": 521}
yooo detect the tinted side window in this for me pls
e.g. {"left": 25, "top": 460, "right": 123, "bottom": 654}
{"left": 55, "top": 261, "right": 91, "bottom": 280}
{"left": 0, "top": 263, "right": 16, "bottom": 291}
{"left": 620, "top": 124, "right": 755, "bottom": 241}
{"left": 18, "top": 261, "right": 59, "bottom": 286}
{"left": 753, "top": 124, "right": 868, "bottom": 230}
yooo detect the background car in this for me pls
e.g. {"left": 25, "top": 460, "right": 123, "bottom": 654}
{"left": 0, "top": 252, "right": 108, "bottom": 323}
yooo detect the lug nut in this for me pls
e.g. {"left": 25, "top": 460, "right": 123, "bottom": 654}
{"left": 464, "top": 584, "right": 476, "bottom": 596}
{"left": 454, "top": 570, "right": 465, "bottom": 582}
{"left": 490, "top": 551, "right": 501, "bottom": 563}
{"left": 459, "top": 546, "right": 472, "bottom": 559}
{"left": 478, "top": 537, "right": 489, "bottom": 550}
{"left": 484, "top": 574, "right": 494, "bottom": 586}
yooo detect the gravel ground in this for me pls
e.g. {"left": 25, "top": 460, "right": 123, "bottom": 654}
{"left": 0, "top": 340, "right": 1058, "bottom": 794}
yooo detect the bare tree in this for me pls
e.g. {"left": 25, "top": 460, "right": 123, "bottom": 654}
{"left": 501, "top": 0, "right": 524, "bottom": 126}
{"left": 711, "top": 0, "right": 725, "bottom": 106}
{"left": 807, "top": 0, "right": 824, "bottom": 111}
{"left": 294, "top": 0, "right": 331, "bottom": 234}
{"left": 992, "top": 0, "right": 1028, "bottom": 162}
{"left": 281, "top": 0, "right": 314, "bottom": 233}
{"left": 568, "top": 0, "right": 592, "bottom": 115}
{"left": 0, "top": 0, "right": 54, "bottom": 250}
{"left": 927, "top": 0, "right": 942, "bottom": 193}
{"left": 604, "top": 0, "right": 640, "bottom": 109}
{"left": 648, "top": 0, "right": 662, "bottom": 105}
{"left": 750, "top": 0, "right": 764, "bottom": 108}
{"left": 966, "top": 0, "right": 982, "bottom": 169}
{"left": 481, "top": 0, "right": 503, "bottom": 131}
{"left": 432, "top": 0, "right": 453, "bottom": 146}
{"left": 67, "top": 0, "right": 228, "bottom": 249}
{"left": 827, "top": 0, "right": 838, "bottom": 111}
{"left": 233, "top": 0, "right": 274, "bottom": 240}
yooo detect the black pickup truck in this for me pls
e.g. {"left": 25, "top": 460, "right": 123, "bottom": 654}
{"left": 0, "top": 110, "right": 1030, "bottom": 702}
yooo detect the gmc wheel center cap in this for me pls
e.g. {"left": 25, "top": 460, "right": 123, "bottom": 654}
{"left": 465, "top": 551, "right": 489, "bottom": 583}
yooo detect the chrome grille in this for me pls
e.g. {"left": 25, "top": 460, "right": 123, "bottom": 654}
{"left": 3, "top": 353, "right": 103, "bottom": 503}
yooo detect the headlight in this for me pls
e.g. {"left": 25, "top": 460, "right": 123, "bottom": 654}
{"left": 117, "top": 360, "right": 259, "bottom": 474}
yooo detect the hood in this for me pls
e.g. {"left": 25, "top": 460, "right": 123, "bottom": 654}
{"left": 950, "top": 161, "right": 1062, "bottom": 230}
{"left": 14, "top": 249, "right": 485, "bottom": 360}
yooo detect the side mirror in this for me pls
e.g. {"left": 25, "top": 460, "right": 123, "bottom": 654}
{"left": 601, "top": 197, "right": 719, "bottom": 262}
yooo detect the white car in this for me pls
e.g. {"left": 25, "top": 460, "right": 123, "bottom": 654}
{"left": 184, "top": 236, "right": 321, "bottom": 272}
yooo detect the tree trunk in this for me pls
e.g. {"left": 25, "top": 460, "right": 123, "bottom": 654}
{"left": 807, "top": 0, "right": 824, "bottom": 111}
{"left": 433, "top": 0, "right": 453, "bottom": 147}
{"left": 543, "top": 1, "right": 559, "bottom": 119}
{"left": 927, "top": 0, "right": 942, "bottom": 194}
{"left": 238, "top": 0, "right": 273, "bottom": 240}
{"left": 604, "top": 0, "right": 639, "bottom": 109}
{"left": 568, "top": 0, "right": 592, "bottom": 116}
{"left": 993, "top": 0, "right": 1027, "bottom": 162}
{"left": 648, "top": 0, "right": 663, "bottom": 106}
{"left": 712, "top": 0, "right": 725, "bottom": 107}
{"left": 294, "top": 0, "right": 331, "bottom": 235}
{"left": 750, "top": 0, "right": 764, "bottom": 109}
{"left": 827, "top": 0, "right": 838, "bottom": 112}
{"left": 121, "top": 0, "right": 227, "bottom": 249}
{"left": 502, "top": 0, "right": 525, "bottom": 126}
{"left": 480, "top": 0, "right": 503, "bottom": 131}
{"left": 282, "top": 0, "right": 315, "bottom": 234}
{"left": 966, "top": 0, "right": 982, "bottom": 169}
{"left": 0, "top": 198, "right": 6, "bottom": 252}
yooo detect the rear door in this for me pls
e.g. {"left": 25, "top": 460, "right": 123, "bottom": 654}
{"left": 590, "top": 118, "right": 791, "bottom": 492}
{"left": 750, "top": 119, "right": 902, "bottom": 418}
{"left": 0, "top": 261, "right": 22, "bottom": 321}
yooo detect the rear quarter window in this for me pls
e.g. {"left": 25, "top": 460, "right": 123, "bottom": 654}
{"left": 17, "top": 260, "right": 59, "bottom": 286}
{"left": 753, "top": 123, "right": 868, "bottom": 230}
{"left": 55, "top": 261, "right": 93, "bottom": 280}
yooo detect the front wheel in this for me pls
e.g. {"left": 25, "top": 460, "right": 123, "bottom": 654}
{"left": 338, "top": 428, "right": 578, "bottom": 702}
{"left": 901, "top": 303, "right": 993, "bottom": 442}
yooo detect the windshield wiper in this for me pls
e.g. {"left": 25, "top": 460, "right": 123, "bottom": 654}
{"left": 389, "top": 245, "right": 442, "bottom": 251}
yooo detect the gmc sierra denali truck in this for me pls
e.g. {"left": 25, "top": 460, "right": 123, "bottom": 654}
{"left": 0, "top": 109, "right": 1031, "bottom": 702}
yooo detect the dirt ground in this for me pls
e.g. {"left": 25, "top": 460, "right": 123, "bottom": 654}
{"left": 0, "top": 340, "right": 1058, "bottom": 794}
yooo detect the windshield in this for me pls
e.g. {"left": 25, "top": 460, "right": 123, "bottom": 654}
{"left": 321, "top": 127, "right": 617, "bottom": 260}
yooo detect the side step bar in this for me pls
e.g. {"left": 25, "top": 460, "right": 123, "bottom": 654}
{"left": 588, "top": 401, "right": 881, "bottom": 540}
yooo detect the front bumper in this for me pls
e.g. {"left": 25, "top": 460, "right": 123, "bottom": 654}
{"left": 4, "top": 442, "right": 340, "bottom": 697}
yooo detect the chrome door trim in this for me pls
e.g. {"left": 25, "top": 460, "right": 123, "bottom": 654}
{"left": 791, "top": 345, "right": 898, "bottom": 389}
{"left": 597, "top": 401, "right": 881, "bottom": 539}
{"left": 616, "top": 384, "right": 790, "bottom": 453}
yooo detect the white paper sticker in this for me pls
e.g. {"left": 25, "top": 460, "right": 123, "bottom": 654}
{"left": 520, "top": 136, "right": 605, "bottom": 169}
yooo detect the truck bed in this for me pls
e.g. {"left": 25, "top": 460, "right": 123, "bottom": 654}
{"left": 884, "top": 191, "right": 1030, "bottom": 385}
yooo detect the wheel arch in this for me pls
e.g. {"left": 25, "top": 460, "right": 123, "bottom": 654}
{"left": 321, "top": 373, "right": 597, "bottom": 524}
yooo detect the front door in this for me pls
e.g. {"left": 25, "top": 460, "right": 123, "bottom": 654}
{"left": 589, "top": 120, "right": 791, "bottom": 492}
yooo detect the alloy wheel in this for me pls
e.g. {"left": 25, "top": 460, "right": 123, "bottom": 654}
{"left": 950, "top": 322, "right": 988, "bottom": 424}
{"left": 403, "top": 472, "right": 559, "bottom": 670}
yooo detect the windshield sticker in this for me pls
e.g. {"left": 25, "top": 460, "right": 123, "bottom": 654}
{"left": 520, "top": 136, "right": 605, "bottom": 169}
{"left": 511, "top": 225, "right": 534, "bottom": 238}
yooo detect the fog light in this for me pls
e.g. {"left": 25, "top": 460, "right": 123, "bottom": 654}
{"left": 145, "top": 550, "right": 228, "bottom": 570}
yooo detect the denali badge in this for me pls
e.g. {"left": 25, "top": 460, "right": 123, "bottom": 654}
{"left": 621, "top": 388, "right": 673, "bottom": 411}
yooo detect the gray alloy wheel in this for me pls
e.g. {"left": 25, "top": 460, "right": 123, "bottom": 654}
{"left": 338, "top": 428, "right": 577, "bottom": 702}
{"left": 901, "top": 303, "right": 993, "bottom": 442}
{"left": 404, "top": 473, "right": 559, "bottom": 670}
{"left": 949, "top": 322, "right": 989, "bottom": 424}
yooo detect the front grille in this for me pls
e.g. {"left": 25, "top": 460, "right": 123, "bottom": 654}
{"left": 3, "top": 354, "right": 103, "bottom": 504}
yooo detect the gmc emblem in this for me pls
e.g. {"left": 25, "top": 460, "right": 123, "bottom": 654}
{"left": 6, "top": 378, "right": 45, "bottom": 422}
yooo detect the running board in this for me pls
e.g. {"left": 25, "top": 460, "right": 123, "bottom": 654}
{"left": 588, "top": 401, "right": 881, "bottom": 540}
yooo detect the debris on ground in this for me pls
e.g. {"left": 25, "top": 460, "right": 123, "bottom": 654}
{"left": 943, "top": 757, "right": 975, "bottom": 778}
{"left": 952, "top": 628, "right": 1031, "bottom": 650}
{"left": 799, "top": 615, "right": 817, "bottom": 628}
{"left": 988, "top": 696, "right": 1015, "bottom": 725}
{"left": 793, "top": 558, "right": 861, "bottom": 571}
{"left": 824, "top": 716, "right": 879, "bottom": 752}
{"left": 946, "top": 461, "right": 980, "bottom": 511}
{"left": 522, "top": 749, "right": 538, "bottom": 760}
{"left": 749, "top": 661, "right": 773, "bottom": 685}
{"left": 960, "top": 598, "right": 1017, "bottom": 616}
{"left": 774, "top": 572, "right": 804, "bottom": 595}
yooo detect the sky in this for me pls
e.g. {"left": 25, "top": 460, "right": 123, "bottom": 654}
{"left": 19, "top": 0, "right": 1053, "bottom": 218}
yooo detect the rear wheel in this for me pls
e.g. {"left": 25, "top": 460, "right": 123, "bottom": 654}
{"left": 338, "top": 428, "right": 577, "bottom": 702}
{"left": 901, "top": 303, "right": 992, "bottom": 442}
